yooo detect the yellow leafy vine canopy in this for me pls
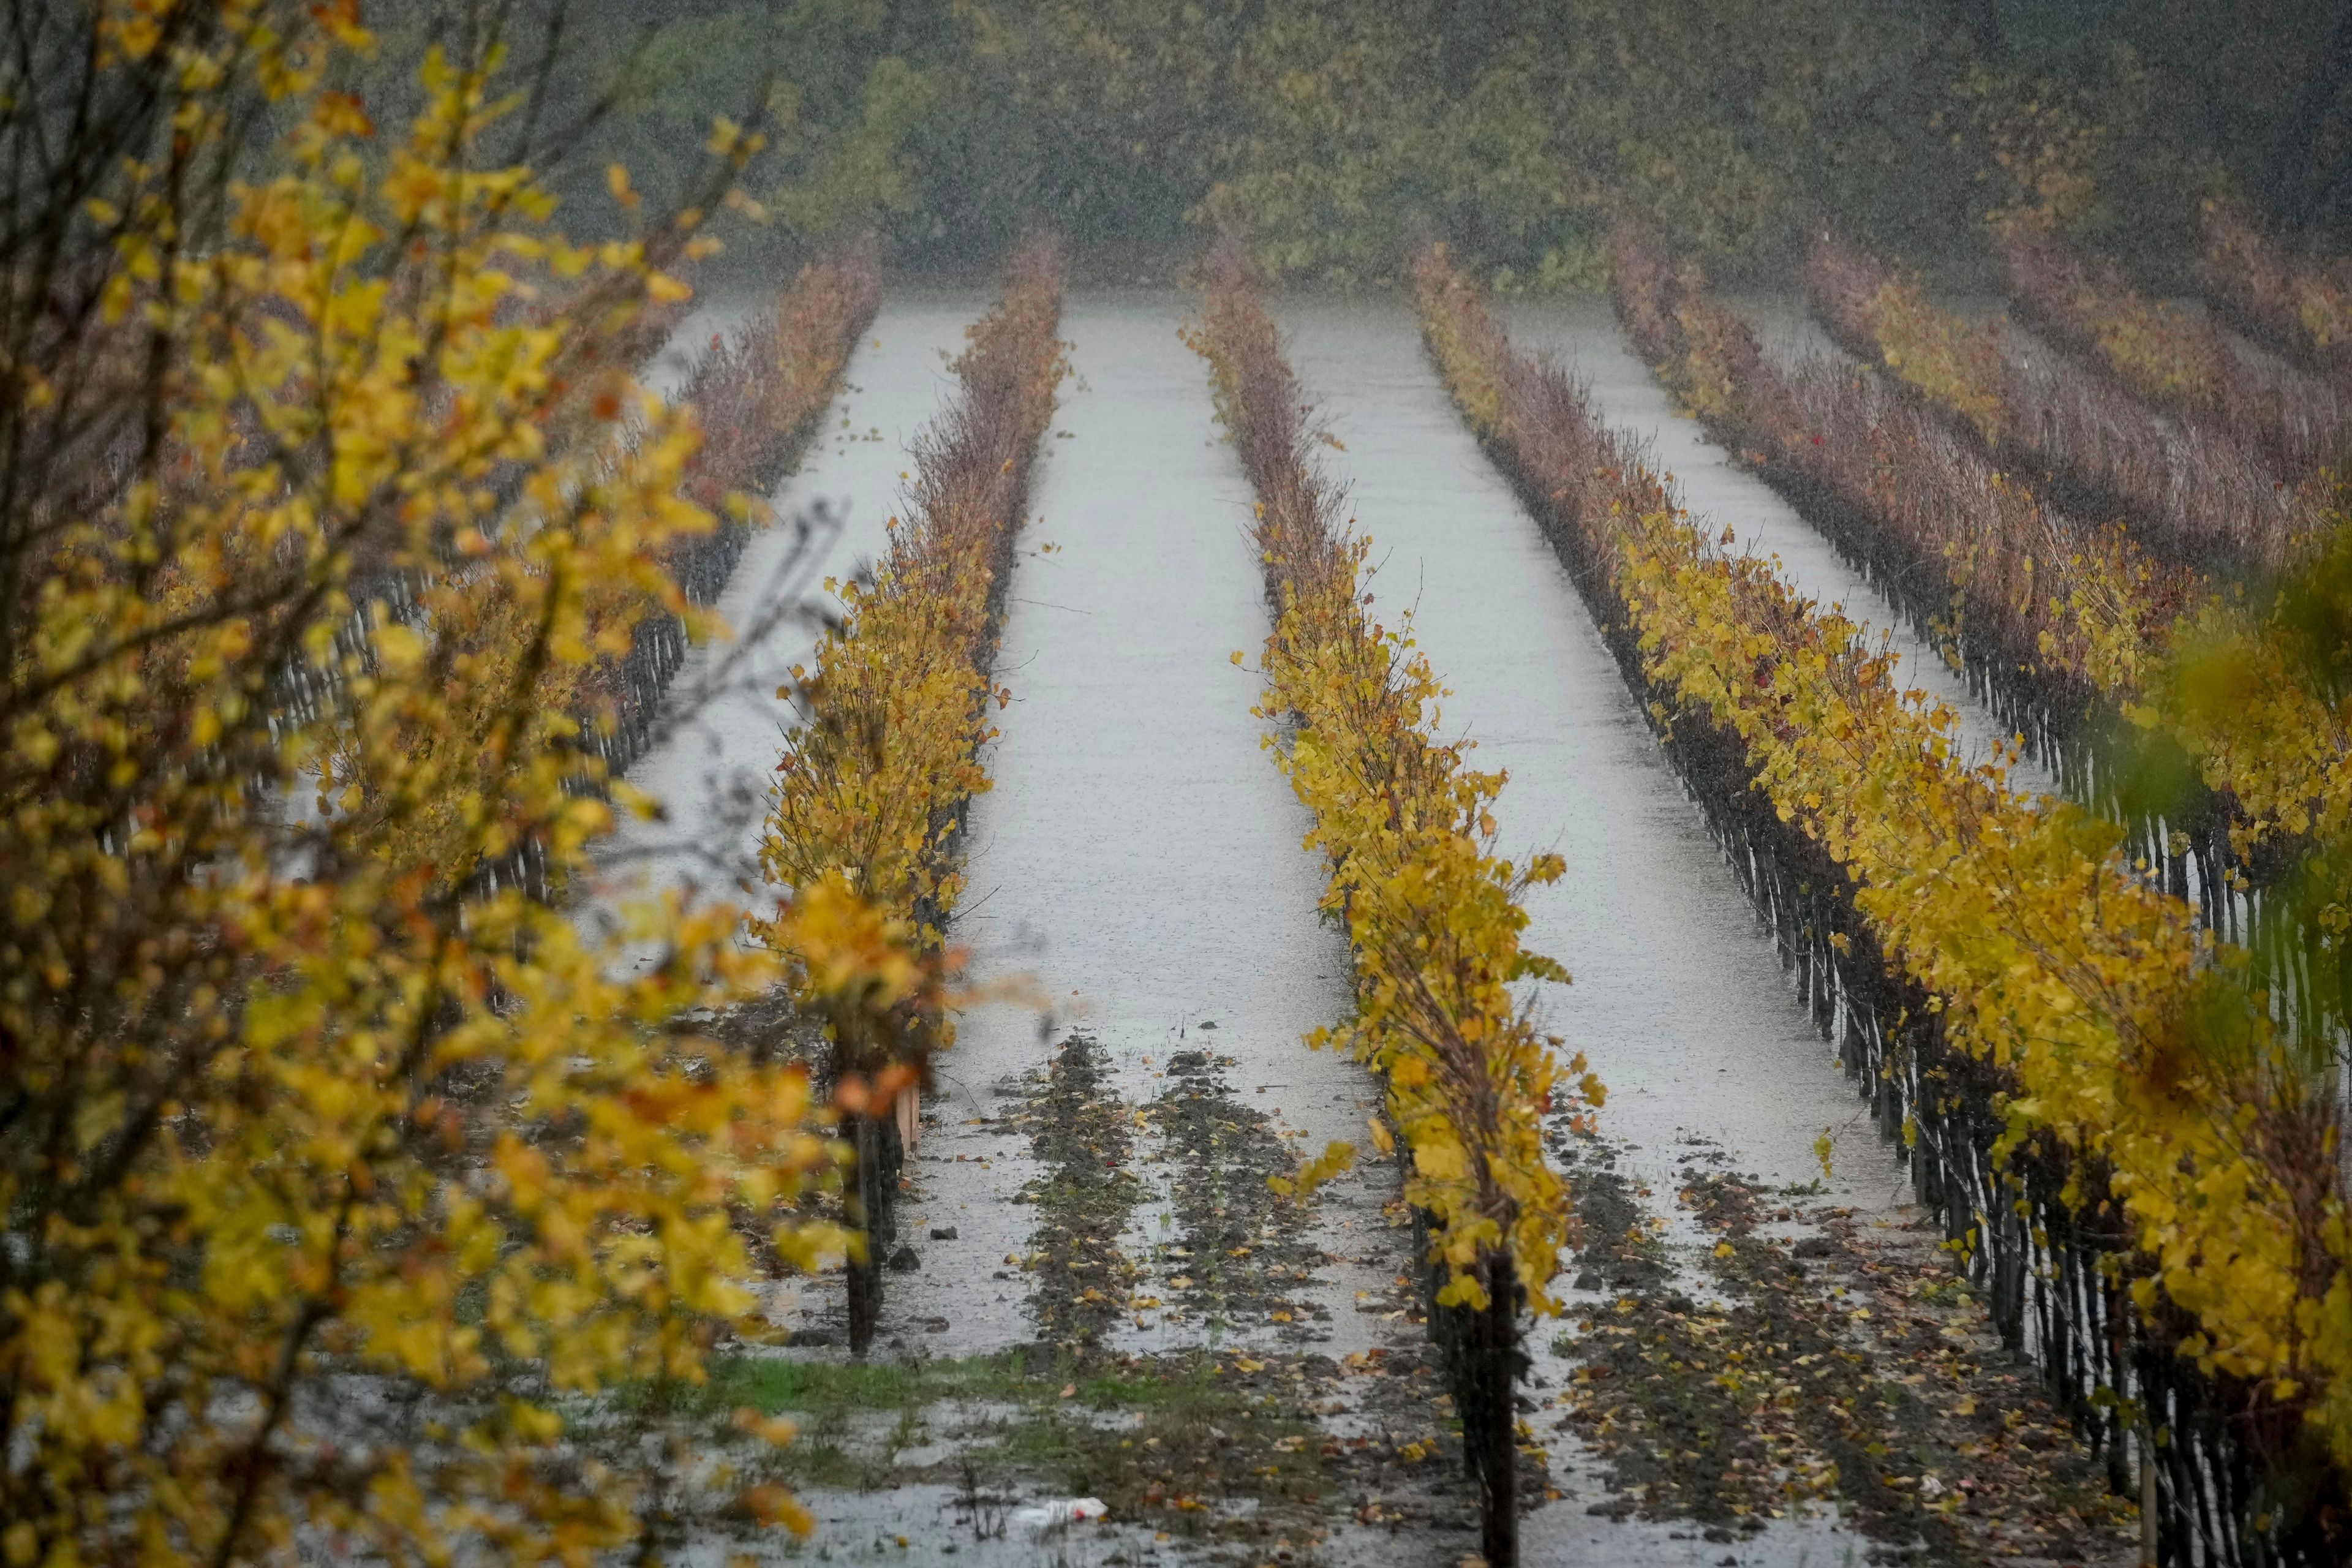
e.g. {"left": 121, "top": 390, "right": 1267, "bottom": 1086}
{"left": 1187, "top": 260, "right": 1603, "bottom": 1324}
{"left": 1414, "top": 240, "right": 2352, "bottom": 1483}
{"left": 0, "top": 2, "right": 890, "bottom": 1561}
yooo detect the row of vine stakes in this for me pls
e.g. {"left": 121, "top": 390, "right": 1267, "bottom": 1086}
{"left": 1414, "top": 243, "right": 2347, "bottom": 1560}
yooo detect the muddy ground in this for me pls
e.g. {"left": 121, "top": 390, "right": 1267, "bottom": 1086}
{"left": 624, "top": 1028, "right": 2141, "bottom": 1568}
{"left": 1537, "top": 1124, "right": 2135, "bottom": 1566}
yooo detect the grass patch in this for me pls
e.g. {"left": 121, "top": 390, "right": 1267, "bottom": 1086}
{"left": 1071, "top": 1357, "right": 1221, "bottom": 1412}
{"left": 685, "top": 1352, "right": 1038, "bottom": 1420}
{"left": 960, "top": 1354, "right": 1329, "bottom": 1532}
{"left": 682, "top": 1348, "right": 1231, "bottom": 1425}
{"left": 768, "top": 1440, "right": 870, "bottom": 1491}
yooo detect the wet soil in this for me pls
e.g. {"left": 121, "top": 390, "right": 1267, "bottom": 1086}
{"left": 1145, "top": 1049, "right": 1334, "bottom": 1342}
{"left": 1016, "top": 1033, "right": 1147, "bottom": 1355}
{"left": 1548, "top": 1129, "right": 2136, "bottom": 1566}
{"left": 982, "top": 1031, "right": 1382, "bottom": 1371}
{"left": 704, "top": 1008, "right": 1499, "bottom": 1563}
{"left": 662, "top": 1340, "right": 1484, "bottom": 1566}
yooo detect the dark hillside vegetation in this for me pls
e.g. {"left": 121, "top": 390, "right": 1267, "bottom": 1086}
{"left": 514, "top": 0, "right": 2352, "bottom": 285}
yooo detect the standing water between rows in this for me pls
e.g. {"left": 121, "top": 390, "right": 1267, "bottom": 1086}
{"left": 597, "top": 292, "right": 2133, "bottom": 1567}
{"left": 877, "top": 293, "right": 1401, "bottom": 1362}
{"left": 1505, "top": 295, "right": 2049, "bottom": 791}
{"left": 1284, "top": 295, "right": 1917, "bottom": 1202}
{"left": 588, "top": 295, "right": 985, "bottom": 962}
{"left": 1281, "top": 295, "right": 1929, "bottom": 1565}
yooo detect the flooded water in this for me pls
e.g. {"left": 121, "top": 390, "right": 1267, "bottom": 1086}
{"left": 641, "top": 298, "right": 760, "bottom": 402}
{"left": 1505, "top": 295, "right": 2047, "bottom": 791}
{"left": 1283, "top": 296, "right": 1910, "bottom": 1203}
{"left": 587, "top": 295, "right": 984, "bottom": 957}
{"left": 1724, "top": 292, "right": 1849, "bottom": 366}
{"left": 1273, "top": 295, "right": 2003, "bottom": 1565}
{"left": 875, "top": 292, "right": 1396, "bottom": 1362}
{"left": 605, "top": 289, "right": 2124, "bottom": 1568}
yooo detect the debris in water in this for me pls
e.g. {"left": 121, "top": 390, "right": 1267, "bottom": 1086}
{"left": 1012, "top": 1498, "right": 1106, "bottom": 1532}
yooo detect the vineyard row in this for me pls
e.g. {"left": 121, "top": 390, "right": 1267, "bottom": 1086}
{"left": 1188, "top": 246, "right": 1603, "bottom": 1567}
{"left": 586, "top": 240, "right": 885, "bottom": 780}
{"left": 755, "top": 241, "right": 1069, "bottom": 1354}
{"left": 1614, "top": 226, "right": 2352, "bottom": 1072}
{"left": 1415, "top": 244, "right": 2348, "bottom": 1564}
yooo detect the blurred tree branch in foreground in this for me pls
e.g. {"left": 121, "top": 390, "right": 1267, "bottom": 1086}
{"left": 0, "top": 2, "right": 926, "bottom": 1561}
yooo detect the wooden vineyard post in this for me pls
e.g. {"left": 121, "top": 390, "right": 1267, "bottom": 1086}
{"left": 1458, "top": 1253, "right": 1526, "bottom": 1566}
{"left": 896, "top": 1081, "right": 921, "bottom": 1152}
{"left": 843, "top": 1111, "right": 904, "bottom": 1354}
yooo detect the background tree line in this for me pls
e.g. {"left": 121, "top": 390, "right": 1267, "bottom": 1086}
{"left": 537, "top": 0, "right": 2352, "bottom": 285}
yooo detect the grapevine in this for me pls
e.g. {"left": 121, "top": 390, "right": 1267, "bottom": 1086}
{"left": 1189, "top": 239, "right": 1599, "bottom": 1567}
{"left": 1417, "top": 243, "right": 2351, "bottom": 1555}
{"left": 755, "top": 240, "right": 1068, "bottom": 1351}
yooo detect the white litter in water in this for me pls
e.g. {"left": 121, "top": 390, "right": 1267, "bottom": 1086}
{"left": 1011, "top": 1497, "right": 1107, "bottom": 1532}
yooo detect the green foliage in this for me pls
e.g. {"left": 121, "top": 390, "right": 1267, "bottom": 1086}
{"left": 769, "top": 57, "right": 940, "bottom": 236}
{"left": 506, "top": 0, "right": 2352, "bottom": 282}
{"left": 687, "top": 1354, "right": 1039, "bottom": 1418}
{"left": 1974, "top": 1, "right": 2352, "bottom": 258}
